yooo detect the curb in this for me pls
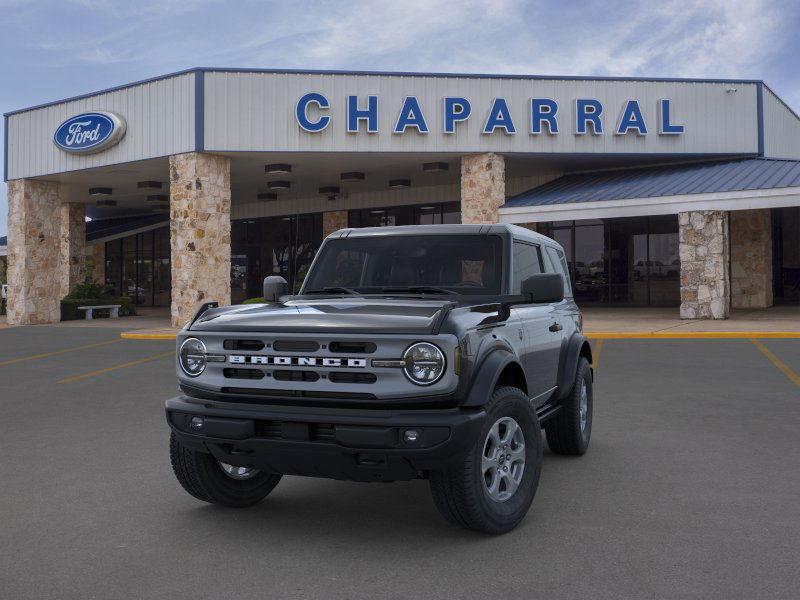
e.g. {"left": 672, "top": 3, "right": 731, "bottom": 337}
{"left": 120, "top": 330, "right": 800, "bottom": 341}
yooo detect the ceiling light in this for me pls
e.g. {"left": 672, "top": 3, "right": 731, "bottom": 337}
{"left": 95, "top": 200, "right": 117, "bottom": 207}
{"left": 146, "top": 194, "right": 169, "bottom": 202}
{"left": 422, "top": 162, "right": 449, "bottom": 173}
{"left": 89, "top": 187, "right": 112, "bottom": 196}
{"left": 257, "top": 192, "right": 278, "bottom": 201}
{"left": 419, "top": 205, "right": 437, "bottom": 212}
{"left": 137, "top": 181, "right": 163, "bottom": 189}
{"left": 340, "top": 172, "right": 365, "bottom": 182}
{"left": 267, "top": 180, "right": 291, "bottom": 190}
{"left": 265, "top": 163, "right": 292, "bottom": 174}
{"left": 388, "top": 179, "right": 411, "bottom": 188}
{"left": 319, "top": 186, "right": 340, "bottom": 195}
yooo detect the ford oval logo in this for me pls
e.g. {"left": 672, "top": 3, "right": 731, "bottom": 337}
{"left": 53, "top": 111, "right": 126, "bottom": 154}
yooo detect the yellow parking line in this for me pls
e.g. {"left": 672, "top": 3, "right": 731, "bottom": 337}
{"left": 592, "top": 340, "right": 603, "bottom": 375}
{"left": 58, "top": 351, "right": 173, "bottom": 384}
{"left": 0, "top": 339, "right": 121, "bottom": 367}
{"left": 120, "top": 332, "right": 178, "bottom": 340}
{"left": 750, "top": 339, "right": 800, "bottom": 388}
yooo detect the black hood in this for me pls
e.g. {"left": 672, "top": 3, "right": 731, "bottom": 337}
{"left": 189, "top": 298, "right": 453, "bottom": 335}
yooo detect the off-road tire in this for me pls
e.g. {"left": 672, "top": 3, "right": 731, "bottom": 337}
{"left": 169, "top": 433, "right": 282, "bottom": 507}
{"left": 545, "top": 357, "right": 593, "bottom": 455}
{"left": 429, "top": 386, "right": 543, "bottom": 534}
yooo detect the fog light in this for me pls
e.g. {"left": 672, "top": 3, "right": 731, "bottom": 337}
{"left": 403, "top": 429, "right": 420, "bottom": 444}
{"left": 189, "top": 416, "right": 204, "bottom": 431}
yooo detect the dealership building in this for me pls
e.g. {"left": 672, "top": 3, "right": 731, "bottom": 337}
{"left": 3, "top": 67, "right": 799, "bottom": 326}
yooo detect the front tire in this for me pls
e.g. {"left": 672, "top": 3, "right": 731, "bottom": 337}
{"left": 169, "top": 433, "right": 282, "bottom": 507}
{"left": 545, "top": 357, "right": 593, "bottom": 455}
{"left": 429, "top": 386, "right": 543, "bottom": 534}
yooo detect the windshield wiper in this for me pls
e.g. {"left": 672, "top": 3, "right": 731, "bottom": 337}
{"left": 304, "top": 286, "right": 359, "bottom": 295}
{"left": 379, "top": 286, "right": 456, "bottom": 295}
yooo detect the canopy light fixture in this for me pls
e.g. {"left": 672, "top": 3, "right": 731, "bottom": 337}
{"left": 95, "top": 199, "right": 117, "bottom": 207}
{"left": 89, "top": 187, "right": 112, "bottom": 196}
{"left": 319, "top": 186, "right": 340, "bottom": 195}
{"left": 257, "top": 192, "right": 278, "bottom": 201}
{"left": 267, "top": 180, "right": 291, "bottom": 190}
{"left": 137, "top": 181, "right": 162, "bottom": 189}
{"left": 340, "top": 171, "right": 365, "bottom": 182}
{"left": 146, "top": 194, "right": 169, "bottom": 202}
{"left": 265, "top": 163, "right": 292, "bottom": 174}
{"left": 419, "top": 205, "right": 437, "bottom": 212}
{"left": 388, "top": 179, "right": 411, "bottom": 188}
{"left": 422, "top": 162, "right": 449, "bottom": 173}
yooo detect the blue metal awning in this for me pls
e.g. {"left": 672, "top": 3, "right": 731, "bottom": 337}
{"left": 504, "top": 158, "right": 800, "bottom": 208}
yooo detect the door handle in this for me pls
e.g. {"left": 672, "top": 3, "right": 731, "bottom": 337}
{"left": 548, "top": 322, "right": 563, "bottom": 332}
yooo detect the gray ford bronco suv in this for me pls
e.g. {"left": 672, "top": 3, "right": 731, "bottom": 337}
{"left": 166, "top": 224, "right": 593, "bottom": 533}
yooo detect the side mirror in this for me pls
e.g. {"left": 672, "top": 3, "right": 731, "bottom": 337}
{"left": 263, "top": 275, "right": 288, "bottom": 302}
{"left": 521, "top": 273, "right": 564, "bottom": 304}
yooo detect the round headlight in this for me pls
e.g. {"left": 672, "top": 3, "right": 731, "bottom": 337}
{"left": 179, "top": 337, "right": 207, "bottom": 377}
{"left": 403, "top": 342, "right": 446, "bottom": 385}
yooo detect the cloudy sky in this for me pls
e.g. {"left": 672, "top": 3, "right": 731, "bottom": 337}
{"left": 1, "top": 0, "right": 799, "bottom": 237}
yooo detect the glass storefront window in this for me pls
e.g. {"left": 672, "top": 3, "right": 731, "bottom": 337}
{"left": 350, "top": 202, "right": 461, "bottom": 228}
{"left": 538, "top": 216, "right": 679, "bottom": 306}
{"left": 105, "top": 226, "right": 171, "bottom": 306}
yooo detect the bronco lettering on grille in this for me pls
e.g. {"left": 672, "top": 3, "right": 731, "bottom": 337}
{"left": 228, "top": 355, "right": 366, "bottom": 368}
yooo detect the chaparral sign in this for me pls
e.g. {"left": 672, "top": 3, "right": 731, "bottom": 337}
{"left": 295, "top": 94, "right": 685, "bottom": 137}
{"left": 53, "top": 111, "right": 127, "bottom": 154}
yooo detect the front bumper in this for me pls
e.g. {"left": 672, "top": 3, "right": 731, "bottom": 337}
{"left": 166, "top": 395, "right": 485, "bottom": 482}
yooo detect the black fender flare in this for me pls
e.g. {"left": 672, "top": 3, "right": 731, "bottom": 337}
{"left": 556, "top": 333, "right": 593, "bottom": 400}
{"left": 462, "top": 348, "right": 521, "bottom": 407}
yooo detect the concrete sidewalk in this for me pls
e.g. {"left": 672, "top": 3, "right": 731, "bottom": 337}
{"left": 582, "top": 305, "right": 800, "bottom": 336}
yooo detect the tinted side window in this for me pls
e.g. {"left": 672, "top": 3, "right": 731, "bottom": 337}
{"left": 545, "top": 246, "right": 573, "bottom": 298}
{"left": 512, "top": 241, "right": 543, "bottom": 293}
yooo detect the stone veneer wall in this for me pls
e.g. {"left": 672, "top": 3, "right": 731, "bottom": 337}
{"left": 6, "top": 179, "right": 63, "bottom": 325}
{"left": 323, "top": 210, "right": 349, "bottom": 238}
{"left": 169, "top": 152, "right": 231, "bottom": 328}
{"left": 460, "top": 153, "right": 505, "bottom": 224}
{"left": 59, "top": 202, "right": 86, "bottom": 299}
{"left": 679, "top": 210, "right": 730, "bottom": 319}
{"left": 86, "top": 243, "right": 105, "bottom": 285}
{"left": 730, "top": 209, "right": 773, "bottom": 309}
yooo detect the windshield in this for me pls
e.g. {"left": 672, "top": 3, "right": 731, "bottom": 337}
{"left": 303, "top": 235, "right": 504, "bottom": 295}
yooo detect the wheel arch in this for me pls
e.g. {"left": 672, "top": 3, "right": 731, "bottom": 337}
{"left": 463, "top": 349, "right": 528, "bottom": 407}
{"left": 556, "top": 333, "right": 593, "bottom": 400}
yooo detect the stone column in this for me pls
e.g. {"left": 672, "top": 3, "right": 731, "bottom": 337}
{"left": 86, "top": 243, "right": 105, "bottom": 285}
{"left": 6, "top": 179, "right": 62, "bottom": 325}
{"left": 679, "top": 210, "right": 730, "bottom": 319}
{"left": 59, "top": 202, "right": 86, "bottom": 298}
{"left": 730, "top": 209, "right": 773, "bottom": 309}
{"left": 323, "top": 210, "right": 348, "bottom": 237}
{"left": 169, "top": 152, "right": 231, "bottom": 328}
{"left": 460, "top": 153, "right": 505, "bottom": 224}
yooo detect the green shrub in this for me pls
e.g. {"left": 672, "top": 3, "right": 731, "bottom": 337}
{"left": 242, "top": 297, "right": 265, "bottom": 304}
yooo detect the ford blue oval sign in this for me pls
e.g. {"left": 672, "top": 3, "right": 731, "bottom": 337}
{"left": 53, "top": 111, "right": 127, "bottom": 154}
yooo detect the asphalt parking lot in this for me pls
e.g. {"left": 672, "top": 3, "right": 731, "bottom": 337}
{"left": 1, "top": 326, "right": 799, "bottom": 600}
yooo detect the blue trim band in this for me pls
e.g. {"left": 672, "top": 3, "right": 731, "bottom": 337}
{"left": 3, "top": 66, "right": 769, "bottom": 118}
{"left": 756, "top": 82, "right": 764, "bottom": 157}
{"left": 195, "top": 69, "right": 205, "bottom": 152}
{"left": 4, "top": 114, "right": 8, "bottom": 182}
